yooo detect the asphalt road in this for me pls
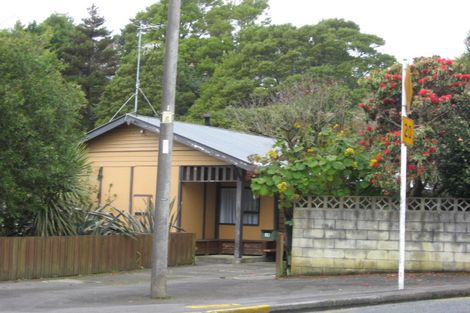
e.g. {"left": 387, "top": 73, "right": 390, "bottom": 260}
{"left": 317, "top": 297, "right": 470, "bottom": 313}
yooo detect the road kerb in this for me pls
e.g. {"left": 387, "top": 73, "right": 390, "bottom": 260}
{"left": 269, "top": 287, "right": 470, "bottom": 312}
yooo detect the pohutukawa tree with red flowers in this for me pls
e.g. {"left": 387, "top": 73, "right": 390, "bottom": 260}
{"left": 358, "top": 56, "right": 470, "bottom": 196}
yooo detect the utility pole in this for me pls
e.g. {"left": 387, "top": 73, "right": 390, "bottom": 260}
{"left": 150, "top": 0, "right": 181, "bottom": 299}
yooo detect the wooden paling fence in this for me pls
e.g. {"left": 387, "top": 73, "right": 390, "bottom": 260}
{"left": 0, "top": 232, "right": 195, "bottom": 281}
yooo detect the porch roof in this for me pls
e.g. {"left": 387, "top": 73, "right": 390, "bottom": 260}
{"left": 85, "top": 113, "right": 276, "bottom": 170}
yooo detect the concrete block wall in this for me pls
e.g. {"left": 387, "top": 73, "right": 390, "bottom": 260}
{"left": 291, "top": 197, "right": 470, "bottom": 275}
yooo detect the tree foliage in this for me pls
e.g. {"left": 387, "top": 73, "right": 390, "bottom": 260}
{"left": 357, "top": 57, "right": 470, "bottom": 197}
{"left": 0, "top": 30, "right": 87, "bottom": 236}
{"left": 61, "top": 5, "right": 118, "bottom": 130}
{"left": 95, "top": 0, "right": 269, "bottom": 125}
{"left": 246, "top": 79, "right": 378, "bottom": 208}
{"left": 226, "top": 77, "right": 356, "bottom": 136}
{"left": 188, "top": 19, "right": 394, "bottom": 124}
{"left": 251, "top": 126, "right": 376, "bottom": 209}
{"left": 24, "top": 7, "right": 118, "bottom": 131}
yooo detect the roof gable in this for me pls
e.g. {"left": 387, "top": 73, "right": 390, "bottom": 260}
{"left": 85, "top": 114, "right": 275, "bottom": 170}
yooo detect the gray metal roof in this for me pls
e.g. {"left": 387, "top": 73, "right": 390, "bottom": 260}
{"left": 85, "top": 114, "right": 276, "bottom": 170}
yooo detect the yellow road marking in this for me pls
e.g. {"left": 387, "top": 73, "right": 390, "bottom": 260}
{"left": 207, "top": 304, "right": 271, "bottom": 313}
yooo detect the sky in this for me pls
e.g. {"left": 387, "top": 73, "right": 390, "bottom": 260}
{"left": 1, "top": 0, "right": 469, "bottom": 61}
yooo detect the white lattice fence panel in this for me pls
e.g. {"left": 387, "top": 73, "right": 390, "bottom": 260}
{"left": 296, "top": 196, "right": 470, "bottom": 212}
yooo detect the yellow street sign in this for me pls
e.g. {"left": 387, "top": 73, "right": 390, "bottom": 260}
{"left": 402, "top": 117, "right": 414, "bottom": 146}
{"left": 405, "top": 66, "right": 413, "bottom": 114}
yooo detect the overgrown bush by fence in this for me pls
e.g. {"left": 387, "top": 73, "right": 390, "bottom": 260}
{"left": 0, "top": 232, "right": 195, "bottom": 281}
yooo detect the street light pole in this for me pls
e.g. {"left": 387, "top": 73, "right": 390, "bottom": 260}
{"left": 150, "top": 0, "right": 181, "bottom": 299}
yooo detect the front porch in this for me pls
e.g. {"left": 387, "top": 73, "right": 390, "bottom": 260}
{"left": 177, "top": 165, "right": 279, "bottom": 260}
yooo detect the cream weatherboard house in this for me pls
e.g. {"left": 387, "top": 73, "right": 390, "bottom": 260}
{"left": 85, "top": 113, "right": 279, "bottom": 258}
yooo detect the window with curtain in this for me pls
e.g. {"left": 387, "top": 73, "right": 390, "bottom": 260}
{"left": 219, "top": 188, "right": 260, "bottom": 225}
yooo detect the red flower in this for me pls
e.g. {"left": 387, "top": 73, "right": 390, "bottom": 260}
{"left": 423, "top": 151, "right": 430, "bottom": 157}
{"left": 385, "top": 141, "right": 391, "bottom": 146}
{"left": 440, "top": 64, "right": 448, "bottom": 71}
{"left": 418, "top": 77, "right": 429, "bottom": 84}
{"left": 393, "top": 131, "right": 401, "bottom": 137}
{"left": 389, "top": 83, "right": 397, "bottom": 89}
{"left": 418, "top": 89, "right": 429, "bottom": 96}
{"left": 384, "top": 149, "right": 390, "bottom": 156}
{"left": 393, "top": 74, "right": 402, "bottom": 80}
{"left": 428, "top": 93, "right": 438, "bottom": 103}
{"left": 438, "top": 94, "right": 452, "bottom": 102}
{"left": 422, "top": 69, "right": 430, "bottom": 74}
{"left": 429, "top": 147, "right": 437, "bottom": 153}
{"left": 358, "top": 103, "right": 365, "bottom": 109}
{"left": 367, "top": 105, "right": 373, "bottom": 111}
{"left": 366, "top": 125, "right": 373, "bottom": 132}
{"left": 432, "top": 73, "right": 439, "bottom": 79}
{"left": 384, "top": 73, "right": 392, "bottom": 79}
{"left": 379, "top": 82, "right": 387, "bottom": 88}
{"left": 408, "top": 164, "right": 417, "bottom": 171}
{"left": 359, "top": 140, "right": 366, "bottom": 146}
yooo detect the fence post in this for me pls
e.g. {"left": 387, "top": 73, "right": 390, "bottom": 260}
{"left": 276, "top": 232, "right": 285, "bottom": 277}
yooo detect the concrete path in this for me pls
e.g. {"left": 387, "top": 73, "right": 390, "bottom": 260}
{"left": 1, "top": 260, "right": 470, "bottom": 312}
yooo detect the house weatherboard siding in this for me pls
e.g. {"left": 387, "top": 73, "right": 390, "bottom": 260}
{"left": 86, "top": 124, "right": 228, "bottom": 238}
{"left": 85, "top": 114, "right": 277, "bottom": 242}
{"left": 86, "top": 125, "right": 228, "bottom": 167}
{"left": 292, "top": 196, "right": 470, "bottom": 275}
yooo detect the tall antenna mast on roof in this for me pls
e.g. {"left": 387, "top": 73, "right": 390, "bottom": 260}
{"left": 109, "top": 22, "right": 159, "bottom": 121}
{"left": 134, "top": 22, "right": 143, "bottom": 113}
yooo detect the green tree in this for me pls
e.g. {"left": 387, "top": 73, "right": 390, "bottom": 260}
{"left": 226, "top": 77, "right": 356, "bottom": 136}
{"left": 251, "top": 126, "right": 375, "bottom": 208}
{"left": 188, "top": 19, "right": 395, "bottom": 124}
{"left": 34, "top": 13, "right": 78, "bottom": 63}
{"left": 95, "top": 0, "right": 269, "bottom": 125}
{"left": 63, "top": 5, "right": 118, "bottom": 130}
{"left": 0, "top": 30, "right": 87, "bottom": 236}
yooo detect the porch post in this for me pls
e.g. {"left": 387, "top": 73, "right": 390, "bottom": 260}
{"left": 234, "top": 168, "right": 245, "bottom": 262}
{"left": 177, "top": 167, "right": 183, "bottom": 230}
